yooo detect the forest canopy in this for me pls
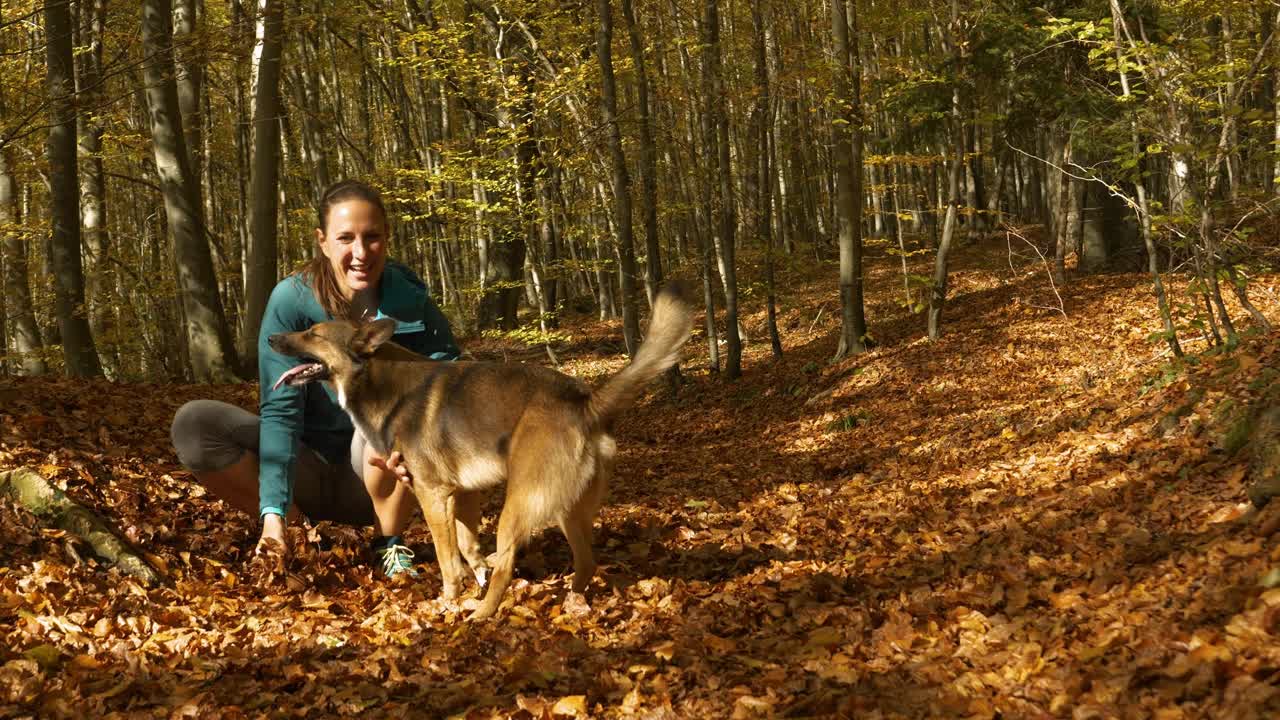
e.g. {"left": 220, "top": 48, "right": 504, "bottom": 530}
{"left": 0, "top": 0, "right": 1276, "bottom": 380}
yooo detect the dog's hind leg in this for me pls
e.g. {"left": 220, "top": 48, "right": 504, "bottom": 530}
{"left": 469, "top": 502, "right": 531, "bottom": 620}
{"left": 559, "top": 502, "right": 597, "bottom": 594}
{"left": 563, "top": 443, "right": 612, "bottom": 594}
{"left": 454, "top": 490, "right": 490, "bottom": 588}
{"left": 469, "top": 416, "right": 585, "bottom": 621}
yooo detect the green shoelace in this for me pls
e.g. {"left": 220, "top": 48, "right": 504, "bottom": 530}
{"left": 378, "top": 544, "right": 417, "bottom": 577}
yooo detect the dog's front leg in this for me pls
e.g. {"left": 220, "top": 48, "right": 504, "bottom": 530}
{"left": 414, "top": 484, "right": 468, "bottom": 600}
{"left": 454, "top": 490, "right": 490, "bottom": 588}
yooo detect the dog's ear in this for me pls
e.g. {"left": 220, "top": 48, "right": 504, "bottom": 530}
{"left": 349, "top": 318, "right": 398, "bottom": 356}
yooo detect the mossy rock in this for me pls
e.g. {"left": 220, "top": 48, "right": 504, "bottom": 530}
{"left": 1248, "top": 367, "right": 1280, "bottom": 395}
{"left": 1248, "top": 406, "right": 1280, "bottom": 508}
{"left": 1158, "top": 387, "right": 1205, "bottom": 436}
{"left": 1222, "top": 413, "right": 1254, "bottom": 456}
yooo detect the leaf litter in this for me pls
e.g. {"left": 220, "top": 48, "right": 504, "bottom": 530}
{"left": 2, "top": 238, "right": 1279, "bottom": 718}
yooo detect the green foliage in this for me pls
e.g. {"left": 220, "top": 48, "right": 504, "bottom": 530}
{"left": 826, "top": 409, "right": 872, "bottom": 433}
{"left": 1140, "top": 357, "right": 1198, "bottom": 397}
{"left": 480, "top": 318, "right": 572, "bottom": 348}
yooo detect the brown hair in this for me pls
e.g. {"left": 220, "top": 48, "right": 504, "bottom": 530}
{"left": 301, "top": 179, "right": 389, "bottom": 320}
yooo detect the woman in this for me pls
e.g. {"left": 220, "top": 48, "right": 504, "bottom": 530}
{"left": 170, "top": 179, "right": 458, "bottom": 576}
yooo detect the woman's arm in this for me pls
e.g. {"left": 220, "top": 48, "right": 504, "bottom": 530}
{"left": 256, "top": 279, "right": 312, "bottom": 523}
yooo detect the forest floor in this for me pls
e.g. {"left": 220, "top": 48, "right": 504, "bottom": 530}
{"left": 3, "top": 231, "right": 1280, "bottom": 719}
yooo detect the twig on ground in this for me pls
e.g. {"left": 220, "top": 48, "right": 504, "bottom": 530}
{"left": 1005, "top": 226, "right": 1068, "bottom": 318}
{"left": 808, "top": 304, "right": 827, "bottom": 333}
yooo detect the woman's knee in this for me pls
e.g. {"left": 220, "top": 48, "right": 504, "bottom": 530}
{"left": 171, "top": 399, "right": 255, "bottom": 473}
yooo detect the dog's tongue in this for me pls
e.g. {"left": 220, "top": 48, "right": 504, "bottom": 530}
{"left": 271, "top": 363, "right": 322, "bottom": 391}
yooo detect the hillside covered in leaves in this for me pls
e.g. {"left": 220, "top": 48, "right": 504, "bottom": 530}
{"left": 2, "top": 237, "right": 1279, "bottom": 718}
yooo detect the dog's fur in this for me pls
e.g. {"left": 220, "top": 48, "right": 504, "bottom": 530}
{"left": 268, "top": 284, "right": 692, "bottom": 619}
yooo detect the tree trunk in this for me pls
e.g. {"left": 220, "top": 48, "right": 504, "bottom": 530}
{"left": 698, "top": 0, "right": 740, "bottom": 378}
{"left": 621, "top": 0, "right": 663, "bottom": 310}
{"left": 46, "top": 0, "right": 103, "bottom": 377}
{"left": 141, "top": 0, "right": 239, "bottom": 382}
{"left": 1275, "top": 12, "right": 1280, "bottom": 195}
{"left": 0, "top": 468, "right": 160, "bottom": 585}
{"left": 830, "top": 0, "right": 867, "bottom": 359}
{"left": 243, "top": 0, "right": 284, "bottom": 370}
{"left": 965, "top": 118, "right": 986, "bottom": 231}
{"left": 0, "top": 149, "right": 44, "bottom": 376}
{"left": 174, "top": 0, "right": 204, "bottom": 187}
{"left": 597, "top": 0, "right": 640, "bottom": 358}
{"left": 77, "top": 0, "right": 114, "bottom": 378}
{"left": 536, "top": 163, "right": 562, "bottom": 326}
{"left": 927, "top": 0, "right": 965, "bottom": 342}
{"left": 753, "top": 0, "right": 782, "bottom": 359}
{"left": 0, "top": 7, "right": 45, "bottom": 377}
{"left": 1048, "top": 127, "right": 1071, "bottom": 285}
{"left": 1108, "top": 0, "right": 1180, "bottom": 357}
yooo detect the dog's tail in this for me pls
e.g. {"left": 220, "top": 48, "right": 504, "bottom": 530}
{"left": 586, "top": 282, "right": 694, "bottom": 429}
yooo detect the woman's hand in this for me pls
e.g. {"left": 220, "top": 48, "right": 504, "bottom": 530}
{"left": 256, "top": 512, "right": 289, "bottom": 557}
{"left": 369, "top": 450, "right": 413, "bottom": 486}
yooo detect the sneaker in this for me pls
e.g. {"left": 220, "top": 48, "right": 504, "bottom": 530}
{"left": 374, "top": 539, "right": 419, "bottom": 579}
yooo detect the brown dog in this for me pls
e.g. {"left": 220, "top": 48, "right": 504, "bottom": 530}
{"left": 268, "top": 284, "right": 692, "bottom": 619}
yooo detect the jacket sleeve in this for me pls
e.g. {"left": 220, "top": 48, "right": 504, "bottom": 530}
{"left": 256, "top": 280, "right": 309, "bottom": 518}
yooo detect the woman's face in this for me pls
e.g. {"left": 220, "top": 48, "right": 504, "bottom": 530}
{"left": 317, "top": 199, "right": 388, "bottom": 300}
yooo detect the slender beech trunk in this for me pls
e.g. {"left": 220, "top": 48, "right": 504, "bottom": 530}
{"left": 693, "top": 3, "right": 720, "bottom": 372}
{"left": 892, "top": 154, "right": 911, "bottom": 307}
{"left": 243, "top": 0, "right": 284, "bottom": 369}
{"left": 174, "top": 0, "right": 203, "bottom": 186}
{"left": 1191, "top": 14, "right": 1279, "bottom": 341}
{"left": 927, "top": 0, "right": 964, "bottom": 342}
{"left": 597, "top": 0, "right": 640, "bottom": 357}
{"left": 965, "top": 118, "right": 985, "bottom": 231}
{"left": 701, "top": 0, "right": 741, "bottom": 378}
{"left": 752, "top": 0, "right": 782, "bottom": 358}
{"left": 1275, "top": 9, "right": 1280, "bottom": 193}
{"left": 47, "top": 0, "right": 102, "bottom": 377}
{"left": 621, "top": 0, "right": 662, "bottom": 308}
{"left": 0, "top": 148, "right": 44, "bottom": 375}
{"left": 77, "top": 0, "right": 113, "bottom": 377}
{"left": 536, "top": 164, "right": 561, "bottom": 326}
{"left": 1051, "top": 128, "right": 1071, "bottom": 285}
{"left": 141, "top": 0, "right": 238, "bottom": 381}
{"left": 830, "top": 0, "right": 866, "bottom": 359}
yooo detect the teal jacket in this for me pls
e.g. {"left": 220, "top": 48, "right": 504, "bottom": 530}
{"left": 256, "top": 261, "right": 458, "bottom": 519}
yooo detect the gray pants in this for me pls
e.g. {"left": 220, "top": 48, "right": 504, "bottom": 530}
{"left": 170, "top": 399, "right": 376, "bottom": 526}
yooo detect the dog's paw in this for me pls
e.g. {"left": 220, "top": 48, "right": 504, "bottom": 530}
{"left": 561, "top": 591, "right": 591, "bottom": 617}
{"left": 466, "top": 606, "right": 497, "bottom": 622}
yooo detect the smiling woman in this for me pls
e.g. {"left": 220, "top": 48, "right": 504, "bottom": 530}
{"left": 307, "top": 180, "right": 390, "bottom": 321}
{"left": 168, "top": 179, "right": 459, "bottom": 577}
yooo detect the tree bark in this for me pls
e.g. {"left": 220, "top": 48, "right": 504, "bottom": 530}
{"left": 76, "top": 0, "right": 114, "bottom": 378}
{"left": 927, "top": 0, "right": 965, "bottom": 342}
{"left": 753, "top": 0, "right": 782, "bottom": 359}
{"left": 0, "top": 148, "right": 44, "bottom": 376}
{"left": 621, "top": 0, "right": 663, "bottom": 309}
{"left": 597, "top": 0, "right": 640, "bottom": 358}
{"left": 1108, "top": 0, "right": 1180, "bottom": 357}
{"left": 1051, "top": 127, "right": 1071, "bottom": 285}
{"left": 174, "top": 0, "right": 204, "bottom": 187}
{"left": 830, "top": 0, "right": 867, "bottom": 359}
{"left": 46, "top": 0, "right": 103, "bottom": 377}
{"left": 141, "top": 0, "right": 239, "bottom": 382}
{"left": 705, "top": 0, "right": 741, "bottom": 379}
{"left": 243, "top": 0, "right": 284, "bottom": 370}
